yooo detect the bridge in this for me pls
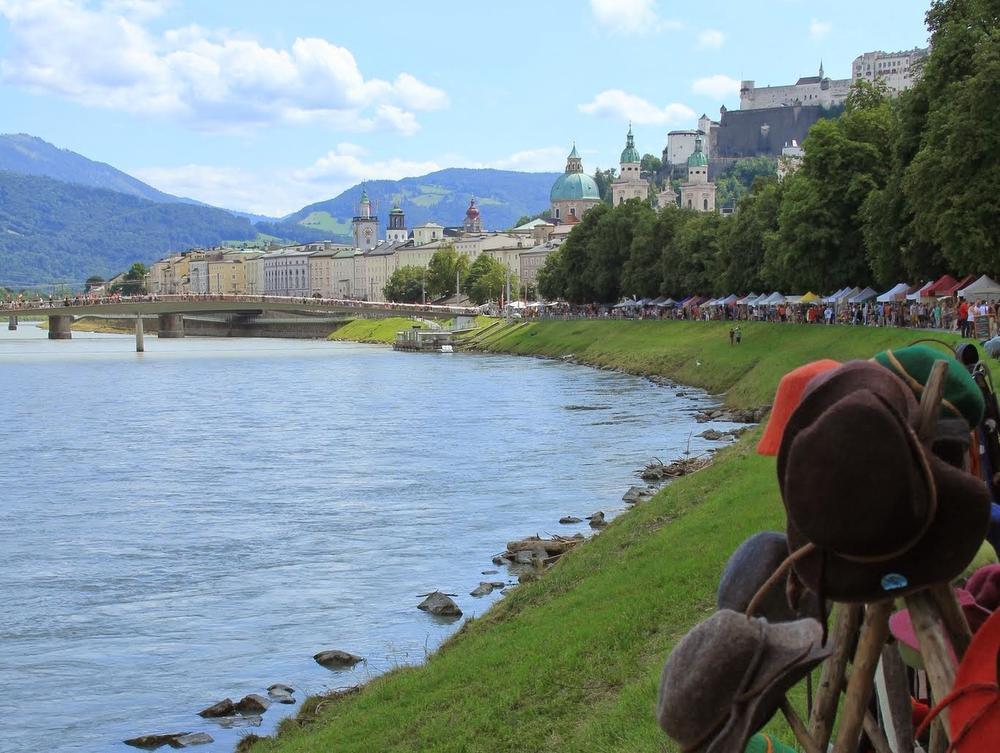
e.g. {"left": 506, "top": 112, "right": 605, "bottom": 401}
{"left": 3, "top": 294, "right": 478, "bottom": 350}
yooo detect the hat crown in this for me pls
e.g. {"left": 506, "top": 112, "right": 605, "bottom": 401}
{"left": 784, "top": 390, "right": 933, "bottom": 560}
{"left": 658, "top": 610, "right": 763, "bottom": 746}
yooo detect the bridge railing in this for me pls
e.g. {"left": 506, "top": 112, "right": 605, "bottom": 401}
{"left": 0, "top": 293, "right": 480, "bottom": 317}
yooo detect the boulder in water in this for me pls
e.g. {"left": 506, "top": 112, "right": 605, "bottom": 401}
{"left": 587, "top": 511, "right": 607, "bottom": 528}
{"left": 314, "top": 650, "right": 363, "bottom": 669}
{"left": 123, "top": 733, "right": 191, "bottom": 749}
{"left": 417, "top": 591, "right": 462, "bottom": 616}
{"left": 234, "top": 694, "right": 270, "bottom": 715}
{"left": 175, "top": 733, "right": 213, "bottom": 747}
{"left": 559, "top": 516, "right": 582, "bottom": 524}
{"left": 198, "top": 699, "right": 235, "bottom": 718}
{"left": 470, "top": 582, "right": 495, "bottom": 597}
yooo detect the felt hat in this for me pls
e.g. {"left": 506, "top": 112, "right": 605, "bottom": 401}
{"left": 966, "top": 563, "right": 1000, "bottom": 612}
{"left": 717, "top": 532, "right": 819, "bottom": 623}
{"left": 658, "top": 609, "right": 831, "bottom": 753}
{"left": 916, "top": 608, "right": 1000, "bottom": 751}
{"left": 779, "top": 361, "right": 991, "bottom": 603}
{"left": 873, "top": 344, "right": 984, "bottom": 426}
{"left": 756, "top": 359, "right": 841, "bottom": 456}
{"left": 889, "top": 588, "right": 991, "bottom": 668}
{"left": 743, "top": 733, "right": 798, "bottom": 753}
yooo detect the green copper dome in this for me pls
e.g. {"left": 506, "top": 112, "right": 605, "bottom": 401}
{"left": 550, "top": 172, "right": 601, "bottom": 202}
{"left": 620, "top": 125, "right": 640, "bottom": 164}
{"left": 687, "top": 137, "right": 708, "bottom": 167}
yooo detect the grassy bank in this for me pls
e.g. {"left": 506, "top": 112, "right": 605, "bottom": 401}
{"left": 248, "top": 321, "right": 993, "bottom": 753}
{"left": 464, "top": 319, "right": 989, "bottom": 407}
{"left": 326, "top": 317, "right": 427, "bottom": 344}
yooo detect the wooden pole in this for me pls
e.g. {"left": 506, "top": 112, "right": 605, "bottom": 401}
{"left": 876, "top": 644, "right": 915, "bottom": 753}
{"left": 779, "top": 697, "right": 824, "bottom": 753}
{"left": 832, "top": 600, "right": 893, "bottom": 753}
{"left": 863, "top": 710, "right": 895, "bottom": 753}
{"left": 903, "top": 590, "right": 957, "bottom": 735}
{"left": 810, "top": 603, "right": 863, "bottom": 748}
{"left": 929, "top": 582, "right": 972, "bottom": 660}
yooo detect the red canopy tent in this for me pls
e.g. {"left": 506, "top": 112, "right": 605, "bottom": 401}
{"left": 933, "top": 274, "right": 976, "bottom": 298}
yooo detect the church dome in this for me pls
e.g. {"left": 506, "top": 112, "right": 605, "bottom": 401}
{"left": 687, "top": 136, "right": 708, "bottom": 167}
{"left": 620, "top": 124, "right": 640, "bottom": 164}
{"left": 466, "top": 198, "right": 480, "bottom": 219}
{"left": 550, "top": 172, "right": 601, "bottom": 202}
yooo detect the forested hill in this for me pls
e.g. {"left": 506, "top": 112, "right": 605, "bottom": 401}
{"left": 284, "top": 168, "right": 560, "bottom": 238}
{"left": 0, "top": 171, "right": 260, "bottom": 285}
{"left": 0, "top": 133, "right": 201, "bottom": 205}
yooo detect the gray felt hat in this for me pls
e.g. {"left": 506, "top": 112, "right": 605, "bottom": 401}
{"left": 717, "top": 531, "right": 820, "bottom": 623}
{"left": 658, "top": 609, "right": 830, "bottom": 753}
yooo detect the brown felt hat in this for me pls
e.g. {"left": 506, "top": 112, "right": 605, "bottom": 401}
{"left": 717, "top": 532, "right": 820, "bottom": 623}
{"left": 778, "top": 361, "right": 991, "bottom": 603}
{"left": 658, "top": 609, "right": 831, "bottom": 753}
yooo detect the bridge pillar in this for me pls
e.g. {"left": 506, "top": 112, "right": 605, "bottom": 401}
{"left": 48, "top": 315, "right": 72, "bottom": 339}
{"left": 157, "top": 313, "right": 185, "bottom": 338}
{"left": 135, "top": 315, "right": 144, "bottom": 352}
{"left": 7, "top": 315, "right": 16, "bottom": 331}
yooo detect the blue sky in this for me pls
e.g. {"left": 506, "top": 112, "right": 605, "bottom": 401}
{"left": 0, "top": 0, "right": 929, "bottom": 216}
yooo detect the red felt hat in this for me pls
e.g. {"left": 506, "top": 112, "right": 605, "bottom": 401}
{"left": 966, "top": 563, "right": 1000, "bottom": 612}
{"left": 917, "top": 608, "right": 1000, "bottom": 751}
{"left": 756, "top": 359, "right": 841, "bottom": 456}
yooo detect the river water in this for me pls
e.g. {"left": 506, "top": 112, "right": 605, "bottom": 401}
{"left": 0, "top": 323, "right": 731, "bottom": 753}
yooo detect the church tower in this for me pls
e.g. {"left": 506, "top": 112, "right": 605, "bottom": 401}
{"left": 679, "top": 136, "right": 716, "bottom": 213}
{"left": 386, "top": 201, "right": 407, "bottom": 242}
{"left": 463, "top": 197, "right": 483, "bottom": 234}
{"left": 352, "top": 188, "right": 379, "bottom": 251}
{"left": 612, "top": 123, "right": 649, "bottom": 206}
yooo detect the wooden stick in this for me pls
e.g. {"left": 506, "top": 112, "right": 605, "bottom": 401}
{"left": 810, "top": 603, "right": 863, "bottom": 748}
{"left": 929, "top": 717, "right": 947, "bottom": 753}
{"left": 877, "top": 644, "right": 915, "bottom": 753}
{"left": 903, "top": 590, "right": 957, "bottom": 736}
{"left": 917, "top": 360, "right": 948, "bottom": 441}
{"left": 864, "top": 710, "right": 895, "bottom": 753}
{"left": 832, "top": 600, "right": 893, "bottom": 753}
{"left": 779, "top": 696, "right": 825, "bottom": 753}
{"left": 929, "top": 582, "right": 972, "bottom": 660}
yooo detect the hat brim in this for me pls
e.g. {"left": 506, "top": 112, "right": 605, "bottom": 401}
{"left": 788, "top": 455, "right": 990, "bottom": 603}
{"left": 706, "top": 619, "right": 831, "bottom": 753}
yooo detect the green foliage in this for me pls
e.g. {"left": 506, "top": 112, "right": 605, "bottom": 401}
{"left": 464, "top": 254, "right": 509, "bottom": 305}
{"left": 383, "top": 265, "right": 426, "bottom": 303}
{"left": 427, "top": 245, "right": 470, "bottom": 299}
{"left": 110, "top": 262, "right": 148, "bottom": 295}
{"left": 713, "top": 157, "right": 778, "bottom": 209}
{"left": 327, "top": 317, "right": 427, "bottom": 344}
{"left": 640, "top": 153, "right": 662, "bottom": 175}
{"left": 511, "top": 210, "right": 551, "bottom": 229}
{"left": 591, "top": 167, "right": 617, "bottom": 204}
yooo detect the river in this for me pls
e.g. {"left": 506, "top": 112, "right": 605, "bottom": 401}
{"left": 0, "top": 323, "right": 733, "bottom": 753}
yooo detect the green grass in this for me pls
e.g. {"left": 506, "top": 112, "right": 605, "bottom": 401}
{"left": 468, "top": 319, "right": 993, "bottom": 407}
{"left": 327, "top": 317, "right": 427, "bottom": 344}
{"left": 298, "top": 212, "right": 350, "bottom": 234}
{"left": 253, "top": 320, "right": 996, "bottom": 753}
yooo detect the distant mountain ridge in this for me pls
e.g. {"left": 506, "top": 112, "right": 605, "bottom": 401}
{"left": 0, "top": 133, "right": 206, "bottom": 206}
{"left": 285, "top": 168, "right": 560, "bottom": 239}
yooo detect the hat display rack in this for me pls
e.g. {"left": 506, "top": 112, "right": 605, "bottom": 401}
{"left": 658, "top": 353, "right": 1000, "bottom": 753}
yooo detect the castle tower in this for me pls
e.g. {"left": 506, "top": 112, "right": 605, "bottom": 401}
{"left": 612, "top": 123, "right": 650, "bottom": 206}
{"left": 679, "top": 136, "right": 716, "bottom": 213}
{"left": 386, "top": 201, "right": 407, "bottom": 242}
{"left": 352, "top": 188, "right": 379, "bottom": 251}
{"left": 463, "top": 197, "right": 483, "bottom": 234}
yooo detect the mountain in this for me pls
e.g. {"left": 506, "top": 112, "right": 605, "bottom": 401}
{"left": 0, "top": 171, "right": 262, "bottom": 285}
{"left": 284, "top": 168, "right": 560, "bottom": 239}
{"left": 0, "top": 133, "right": 208, "bottom": 206}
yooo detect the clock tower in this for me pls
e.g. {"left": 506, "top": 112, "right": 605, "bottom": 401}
{"left": 352, "top": 188, "right": 379, "bottom": 251}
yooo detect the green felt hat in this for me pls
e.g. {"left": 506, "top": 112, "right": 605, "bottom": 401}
{"left": 872, "top": 345, "right": 984, "bottom": 427}
{"left": 744, "top": 733, "right": 798, "bottom": 753}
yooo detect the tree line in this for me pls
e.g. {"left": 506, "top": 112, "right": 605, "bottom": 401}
{"left": 385, "top": 245, "right": 521, "bottom": 305}
{"left": 538, "top": 0, "right": 998, "bottom": 303}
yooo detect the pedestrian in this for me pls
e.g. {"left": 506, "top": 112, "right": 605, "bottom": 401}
{"left": 729, "top": 327, "right": 735, "bottom": 346}
{"left": 734, "top": 325, "right": 742, "bottom": 345}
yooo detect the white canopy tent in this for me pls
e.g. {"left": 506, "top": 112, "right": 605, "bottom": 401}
{"left": 959, "top": 275, "right": 1000, "bottom": 301}
{"left": 849, "top": 287, "right": 878, "bottom": 303}
{"left": 876, "top": 282, "right": 910, "bottom": 303}
{"left": 906, "top": 281, "right": 935, "bottom": 301}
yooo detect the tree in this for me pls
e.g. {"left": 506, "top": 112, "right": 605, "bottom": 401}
{"left": 110, "top": 262, "right": 148, "bottom": 295}
{"left": 85, "top": 275, "right": 105, "bottom": 290}
{"left": 716, "top": 178, "right": 783, "bottom": 293}
{"left": 622, "top": 204, "right": 684, "bottom": 298}
{"left": 592, "top": 168, "right": 617, "bottom": 204}
{"left": 511, "top": 211, "right": 550, "bottom": 228}
{"left": 464, "top": 254, "right": 509, "bottom": 305}
{"left": 640, "top": 153, "right": 663, "bottom": 176}
{"left": 537, "top": 247, "right": 566, "bottom": 301}
{"left": 384, "top": 265, "right": 426, "bottom": 303}
{"left": 426, "top": 245, "right": 469, "bottom": 299}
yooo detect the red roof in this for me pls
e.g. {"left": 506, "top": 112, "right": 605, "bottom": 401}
{"left": 934, "top": 274, "right": 976, "bottom": 297}
{"left": 926, "top": 274, "right": 957, "bottom": 296}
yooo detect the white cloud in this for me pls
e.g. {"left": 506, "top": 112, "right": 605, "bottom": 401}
{"left": 134, "top": 144, "right": 571, "bottom": 216}
{"left": 589, "top": 0, "right": 679, "bottom": 34}
{"left": 0, "top": 0, "right": 448, "bottom": 134}
{"left": 809, "top": 19, "right": 832, "bottom": 39}
{"left": 578, "top": 89, "right": 695, "bottom": 126}
{"left": 691, "top": 75, "right": 741, "bottom": 99}
{"left": 697, "top": 29, "right": 725, "bottom": 49}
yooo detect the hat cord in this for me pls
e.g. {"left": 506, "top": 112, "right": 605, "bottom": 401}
{"left": 913, "top": 681, "right": 998, "bottom": 751}
{"left": 745, "top": 543, "right": 817, "bottom": 621}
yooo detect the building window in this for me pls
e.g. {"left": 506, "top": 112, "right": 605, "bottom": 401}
{"left": 703, "top": 198, "right": 709, "bottom": 211}
{"left": 555, "top": 208, "right": 560, "bottom": 219}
